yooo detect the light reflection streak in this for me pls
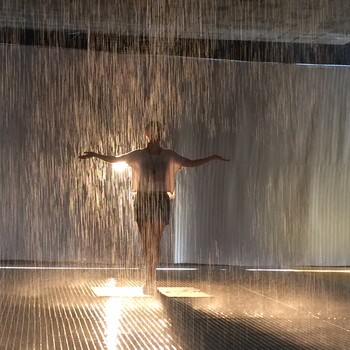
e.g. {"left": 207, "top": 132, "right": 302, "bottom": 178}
{"left": 246, "top": 268, "right": 350, "bottom": 273}
{"left": 0, "top": 266, "right": 196, "bottom": 271}
{"left": 104, "top": 298, "right": 123, "bottom": 350}
{"left": 0, "top": 266, "right": 139, "bottom": 270}
{"left": 156, "top": 267, "right": 198, "bottom": 271}
{"left": 295, "top": 63, "right": 350, "bottom": 67}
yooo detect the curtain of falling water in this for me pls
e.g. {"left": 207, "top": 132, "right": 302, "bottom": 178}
{"left": 0, "top": 43, "right": 235, "bottom": 266}
{"left": 0, "top": 0, "right": 350, "bottom": 271}
{"left": 175, "top": 62, "right": 350, "bottom": 267}
{"left": 2, "top": 42, "right": 350, "bottom": 269}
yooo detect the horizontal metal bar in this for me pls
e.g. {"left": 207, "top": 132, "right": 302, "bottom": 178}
{"left": 1, "top": 26, "right": 350, "bottom": 65}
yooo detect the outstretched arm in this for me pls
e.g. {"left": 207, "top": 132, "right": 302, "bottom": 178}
{"left": 182, "top": 155, "right": 229, "bottom": 168}
{"left": 78, "top": 151, "right": 128, "bottom": 163}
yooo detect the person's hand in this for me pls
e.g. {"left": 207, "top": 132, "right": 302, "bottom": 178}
{"left": 212, "top": 155, "right": 230, "bottom": 161}
{"left": 78, "top": 151, "right": 96, "bottom": 160}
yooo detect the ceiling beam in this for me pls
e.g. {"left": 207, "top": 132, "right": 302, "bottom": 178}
{"left": 1, "top": 26, "right": 349, "bottom": 65}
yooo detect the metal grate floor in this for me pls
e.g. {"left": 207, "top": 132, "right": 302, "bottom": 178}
{"left": 0, "top": 266, "right": 349, "bottom": 349}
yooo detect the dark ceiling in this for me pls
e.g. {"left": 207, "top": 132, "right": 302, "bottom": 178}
{"left": 1, "top": 0, "right": 350, "bottom": 64}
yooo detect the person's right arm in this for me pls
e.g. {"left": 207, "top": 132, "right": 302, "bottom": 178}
{"left": 78, "top": 151, "right": 131, "bottom": 164}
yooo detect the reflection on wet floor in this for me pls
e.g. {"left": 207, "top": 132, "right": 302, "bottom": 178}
{"left": 0, "top": 265, "right": 349, "bottom": 349}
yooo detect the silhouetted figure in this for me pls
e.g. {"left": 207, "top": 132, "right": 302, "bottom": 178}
{"left": 79, "top": 121, "right": 228, "bottom": 294}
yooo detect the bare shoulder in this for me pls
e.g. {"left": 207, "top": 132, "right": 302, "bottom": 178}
{"left": 161, "top": 148, "right": 177, "bottom": 157}
{"left": 121, "top": 148, "right": 144, "bottom": 162}
{"left": 128, "top": 148, "right": 145, "bottom": 156}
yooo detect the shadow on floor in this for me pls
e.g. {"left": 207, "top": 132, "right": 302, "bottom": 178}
{"left": 160, "top": 295, "right": 324, "bottom": 350}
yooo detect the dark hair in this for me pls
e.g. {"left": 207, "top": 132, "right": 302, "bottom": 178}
{"left": 145, "top": 120, "right": 163, "bottom": 130}
{"left": 145, "top": 121, "right": 163, "bottom": 133}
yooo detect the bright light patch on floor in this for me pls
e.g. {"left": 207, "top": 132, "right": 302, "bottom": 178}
{"left": 157, "top": 287, "right": 212, "bottom": 298}
{"left": 104, "top": 298, "right": 122, "bottom": 349}
{"left": 246, "top": 268, "right": 350, "bottom": 273}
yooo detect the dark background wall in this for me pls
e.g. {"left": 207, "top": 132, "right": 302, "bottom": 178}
{"left": 1, "top": 44, "right": 349, "bottom": 266}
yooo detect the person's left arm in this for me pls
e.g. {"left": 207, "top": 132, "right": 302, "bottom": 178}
{"left": 171, "top": 150, "right": 229, "bottom": 168}
{"left": 181, "top": 154, "right": 229, "bottom": 168}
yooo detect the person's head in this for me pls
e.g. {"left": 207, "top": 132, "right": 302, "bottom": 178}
{"left": 145, "top": 121, "right": 164, "bottom": 143}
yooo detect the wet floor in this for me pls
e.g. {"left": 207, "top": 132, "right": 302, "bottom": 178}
{"left": 0, "top": 265, "right": 349, "bottom": 349}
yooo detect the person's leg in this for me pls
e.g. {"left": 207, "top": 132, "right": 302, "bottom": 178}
{"left": 147, "top": 220, "right": 166, "bottom": 286}
{"left": 137, "top": 221, "right": 148, "bottom": 280}
{"left": 135, "top": 192, "right": 169, "bottom": 294}
{"left": 137, "top": 220, "right": 166, "bottom": 293}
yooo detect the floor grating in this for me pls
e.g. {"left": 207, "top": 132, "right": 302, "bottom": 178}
{"left": 0, "top": 266, "right": 349, "bottom": 349}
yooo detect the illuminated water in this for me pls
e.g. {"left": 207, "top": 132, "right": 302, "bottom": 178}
{"left": 0, "top": 2, "right": 350, "bottom": 350}
{"left": 1, "top": 43, "right": 350, "bottom": 270}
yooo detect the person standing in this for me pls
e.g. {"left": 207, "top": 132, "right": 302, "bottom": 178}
{"left": 79, "top": 121, "right": 229, "bottom": 294}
